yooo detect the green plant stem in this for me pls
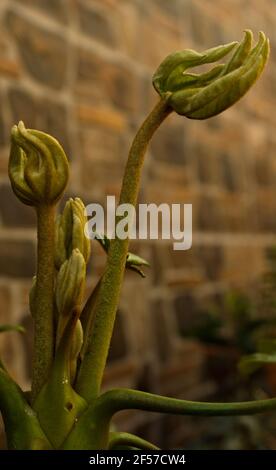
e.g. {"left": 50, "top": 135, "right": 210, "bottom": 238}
{"left": 32, "top": 204, "right": 56, "bottom": 401}
{"left": 97, "top": 388, "right": 276, "bottom": 418}
{"left": 79, "top": 277, "right": 102, "bottom": 363}
{"left": 33, "top": 313, "right": 87, "bottom": 450}
{"left": 0, "top": 368, "right": 51, "bottom": 449}
{"left": 108, "top": 432, "right": 159, "bottom": 450}
{"left": 62, "top": 387, "right": 276, "bottom": 450}
{"left": 76, "top": 96, "right": 172, "bottom": 401}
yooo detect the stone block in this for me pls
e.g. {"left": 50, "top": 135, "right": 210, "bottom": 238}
{"left": 8, "top": 86, "right": 72, "bottom": 157}
{"left": 39, "top": 99, "right": 72, "bottom": 158}
{"left": 6, "top": 10, "right": 68, "bottom": 89}
{"left": 8, "top": 86, "right": 38, "bottom": 130}
{"left": 78, "top": 124, "right": 127, "bottom": 192}
{"left": 76, "top": 47, "right": 140, "bottom": 113}
{"left": 78, "top": 1, "right": 118, "bottom": 46}
{"left": 0, "top": 238, "right": 35, "bottom": 278}
{"left": 136, "top": 2, "right": 184, "bottom": 68}
{"left": 0, "top": 182, "right": 36, "bottom": 228}
{"left": 150, "top": 119, "right": 189, "bottom": 166}
{"left": 13, "top": 0, "right": 69, "bottom": 23}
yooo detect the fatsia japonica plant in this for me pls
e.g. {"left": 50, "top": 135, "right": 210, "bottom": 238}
{"left": 0, "top": 30, "right": 274, "bottom": 450}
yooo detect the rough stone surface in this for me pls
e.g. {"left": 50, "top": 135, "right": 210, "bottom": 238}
{"left": 8, "top": 87, "right": 38, "bottom": 129}
{"left": 0, "top": 101, "right": 7, "bottom": 147}
{"left": 76, "top": 47, "right": 139, "bottom": 113}
{"left": 14, "top": 0, "right": 69, "bottom": 23}
{"left": 0, "top": 239, "right": 35, "bottom": 278}
{"left": 78, "top": 1, "right": 117, "bottom": 45}
{"left": 6, "top": 11, "right": 68, "bottom": 89}
{"left": 0, "top": 183, "right": 36, "bottom": 228}
{"left": 8, "top": 87, "right": 71, "bottom": 157}
{"left": 151, "top": 121, "right": 188, "bottom": 166}
{"left": 39, "top": 99, "right": 72, "bottom": 158}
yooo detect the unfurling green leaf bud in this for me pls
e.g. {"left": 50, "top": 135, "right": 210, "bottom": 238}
{"left": 95, "top": 233, "right": 150, "bottom": 278}
{"left": 153, "top": 30, "right": 269, "bottom": 119}
{"left": 126, "top": 253, "right": 150, "bottom": 278}
{"left": 55, "top": 198, "right": 91, "bottom": 269}
{"left": 55, "top": 249, "right": 86, "bottom": 318}
{"left": 9, "top": 121, "right": 69, "bottom": 206}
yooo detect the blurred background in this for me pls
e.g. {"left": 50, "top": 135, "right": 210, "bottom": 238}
{"left": 1, "top": 0, "right": 276, "bottom": 449}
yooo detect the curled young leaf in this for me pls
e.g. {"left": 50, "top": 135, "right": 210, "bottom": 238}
{"left": 153, "top": 30, "right": 269, "bottom": 120}
{"left": 95, "top": 233, "right": 149, "bottom": 278}
{"left": 153, "top": 41, "right": 238, "bottom": 95}
{"left": 126, "top": 253, "right": 150, "bottom": 278}
{"left": 9, "top": 121, "right": 69, "bottom": 206}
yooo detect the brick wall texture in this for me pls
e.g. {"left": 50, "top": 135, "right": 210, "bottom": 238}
{"left": 0, "top": 0, "right": 276, "bottom": 449}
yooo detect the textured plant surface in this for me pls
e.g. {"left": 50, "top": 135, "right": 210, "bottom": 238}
{"left": 0, "top": 31, "right": 274, "bottom": 450}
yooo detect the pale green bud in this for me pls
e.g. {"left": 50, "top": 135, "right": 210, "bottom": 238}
{"left": 55, "top": 249, "right": 86, "bottom": 318}
{"left": 55, "top": 197, "right": 91, "bottom": 269}
{"left": 153, "top": 30, "right": 269, "bottom": 119}
{"left": 9, "top": 121, "right": 69, "bottom": 206}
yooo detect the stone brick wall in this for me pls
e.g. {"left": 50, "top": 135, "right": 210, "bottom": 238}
{"left": 0, "top": 0, "right": 276, "bottom": 448}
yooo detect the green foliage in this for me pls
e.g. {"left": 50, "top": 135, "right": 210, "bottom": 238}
{"left": 0, "top": 29, "right": 273, "bottom": 450}
{"left": 0, "top": 324, "right": 25, "bottom": 334}
{"left": 239, "top": 352, "right": 276, "bottom": 376}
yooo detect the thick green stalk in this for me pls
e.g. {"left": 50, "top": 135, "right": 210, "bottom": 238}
{"left": 79, "top": 277, "right": 102, "bottom": 363}
{"left": 32, "top": 204, "right": 56, "bottom": 400}
{"left": 62, "top": 387, "right": 276, "bottom": 450}
{"left": 76, "top": 97, "right": 172, "bottom": 401}
{"left": 96, "top": 388, "right": 276, "bottom": 417}
{"left": 0, "top": 368, "right": 52, "bottom": 449}
{"left": 33, "top": 313, "right": 87, "bottom": 449}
